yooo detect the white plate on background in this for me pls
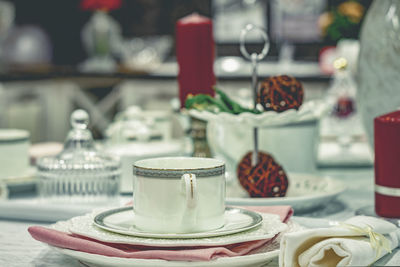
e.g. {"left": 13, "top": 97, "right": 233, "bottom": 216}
{"left": 61, "top": 209, "right": 286, "bottom": 247}
{"left": 48, "top": 211, "right": 302, "bottom": 267}
{"left": 226, "top": 173, "right": 346, "bottom": 213}
{"left": 93, "top": 206, "right": 263, "bottom": 239}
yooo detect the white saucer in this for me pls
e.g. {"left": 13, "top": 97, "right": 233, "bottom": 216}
{"left": 63, "top": 208, "right": 286, "bottom": 247}
{"left": 226, "top": 173, "right": 346, "bottom": 212}
{"left": 188, "top": 99, "right": 328, "bottom": 128}
{"left": 93, "top": 206, "right": 263, "bottom": 239}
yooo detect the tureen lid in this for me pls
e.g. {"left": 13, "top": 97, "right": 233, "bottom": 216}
{"left": 37, "top": 110, "right": 120, "bottom": 173}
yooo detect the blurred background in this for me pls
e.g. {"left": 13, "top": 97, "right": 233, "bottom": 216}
{"left": 0, "top": 0, "right": 372, "bottom": 142}
{"left": 5, "top": 0, "right": 372, "bottom": 65}
{"left": 0, "top": 0, "right": 391, "bottom": 221}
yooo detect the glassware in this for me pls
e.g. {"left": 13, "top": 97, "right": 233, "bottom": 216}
{"left": 358, "top": 0, "right": 400, "bottom": 147}
{"left": 326, "top": 57, "right": 357, "bottom": 148}
{"left": 37, "top": 110, "right": 121, "bottom": 202}
{"left": 385, "top": 0, "right": 400, "bottom": 51}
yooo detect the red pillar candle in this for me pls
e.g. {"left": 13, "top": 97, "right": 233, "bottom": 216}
{"left": 375, "top": 110, "right": 400, "bottom": 217}
{"left": 176, "top": 13, "right": 216, "bottom": 107}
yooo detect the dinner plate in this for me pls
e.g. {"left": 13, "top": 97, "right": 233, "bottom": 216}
{"left": 93, "top": 206, "right": 262, "bottom": 239}
{"left": 226, "top": 173, "right": 346, "bottom": 212}
{"left": 52, "top": 244, "right": 280, "bottom": 267}
{"left": 60, "top": 208, "right": 287, "bottom": 247}
{"left": 50, "top": 222, "right": 303, "bottom": 267}
{"left": 49, "top": 218, "right": 300, "bottom": 267}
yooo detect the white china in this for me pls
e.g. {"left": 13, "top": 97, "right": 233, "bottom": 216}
{"left": 133, "top": 157, "right": 225, "bottom": 233}
{"left": 58, "top": 208, "right": 287, "bottom": 247}
{"left": 93, "top": 206, "right": 263, "bottom": 239}
{"left": 191, "top": 100, "right": 329, "bottom": 176}
{"left": 0, "top": 129, "right": 30, "bottom": 178}
{"left": 50, "top": 219, "right": 300, "bottom": 267}
{"left": 106, "top": 107, "right": 174, "bottom": 144}
{"left": 207, "top": 119, "right": 319, "bottom": 177}
{"left": 106, "top": 141, "right": 184, "bottom": 193}
{"left": 52, "top": 246, "right": 279, "bottom": 267}
{"left": 188, "top": 99, "right": 329, "bottom": 128}
{"left": 226, "top": 173, "right": 346, "bottom": 212}
{"left": 36, "top": 110, "right": 121, "bottom": 202}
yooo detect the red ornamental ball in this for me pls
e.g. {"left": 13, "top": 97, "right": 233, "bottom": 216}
{"left": 258, "top": 75, "right": 304, "bottom": 112}
{"left": 334, "top": 96, "right": 355, "bottom": 118}
{"left": 237, "top": 151, "right": 289, "bottom": 197}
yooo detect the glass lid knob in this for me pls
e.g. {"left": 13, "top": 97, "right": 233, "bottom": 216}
{"left": 333, "top": 57, "right": 348, "bottom": 70}
{"left": 71, "top": 109, "right": 89, "bottom": 130}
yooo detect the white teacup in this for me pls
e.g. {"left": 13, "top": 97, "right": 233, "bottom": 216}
{"left": 133, "top": 157, "right": 225, "bottom": 233}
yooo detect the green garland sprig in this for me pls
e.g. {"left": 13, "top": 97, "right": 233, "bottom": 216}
{"left": 185, "top": 87, "right": 261, "bottom": 115}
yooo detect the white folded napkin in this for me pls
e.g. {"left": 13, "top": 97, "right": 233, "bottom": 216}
{"left": 280, "top": 216, "right": 400, "bottom": 267}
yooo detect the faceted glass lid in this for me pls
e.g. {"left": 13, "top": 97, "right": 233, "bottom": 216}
{"left": 37, "top": 110, "right": 120, "bottom": 172}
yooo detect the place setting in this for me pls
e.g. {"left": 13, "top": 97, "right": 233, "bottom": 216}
{"left": 28, "top": 157, "right": 295, "bottom": 267}
{"left": 26, "top": 18, "right": 400, "bottom": 267}
{"left": 27, "top": 153, "right": 400, "bottom": 267}
{"left": 3, "top": 1, "right": 400, "bottom": 266}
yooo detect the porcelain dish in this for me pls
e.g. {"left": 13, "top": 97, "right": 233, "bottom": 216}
{"left": 50, "top": 221, "right": 302, "bottom": 267}
{"left": 132, "top": 157, "right": 226, "bottom": 233}
{"left": 52, "top": 245, "right": 279, "bottom": 267}
{"left": 93, "top": 206, "right": 262, "bottom": 239}
{"left": 52, "top": 208, "right": 287, "bottom": 247}
{"left": 226, "top": 173, "right": 346, "bottom": 212}
{"left": 106, "top": 141, "right": 185, "bottom": 193}
{"left": 188, "top": 100, "right": 329, "bottom": 128}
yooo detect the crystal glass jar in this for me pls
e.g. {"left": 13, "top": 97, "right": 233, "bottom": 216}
{"left": 358, "top": 0, "right": 400, "bottom": 146}
{"left": 37, "top": 110, "right": 121, "bottom": 202}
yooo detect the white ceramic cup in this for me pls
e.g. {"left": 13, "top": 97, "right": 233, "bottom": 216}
{"left": 133, "top": 157, "right": 225, "bottom": 233}
{"left": 0, "top": 129, "right": 30, "bottom": 178}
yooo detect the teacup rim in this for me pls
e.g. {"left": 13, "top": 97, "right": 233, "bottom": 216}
{"left": 134, "top": 157, "right": 225, "bottom": 178}
{"left": 133, "top": 157, "right": 225, "bottom": 171}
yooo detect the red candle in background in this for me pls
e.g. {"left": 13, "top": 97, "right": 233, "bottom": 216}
{"left": 176, "top": 13, "right": 216, "bottom": 107}
{"left": 374, "top": 110, "right": 400, "bottom": 217}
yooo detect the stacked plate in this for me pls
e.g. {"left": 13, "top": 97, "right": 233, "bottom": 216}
{"left": 48, "top": 206, "right": 294, "bottom": 267}
{"left": 36, "top": 173, "right": 345, "bottom": 266}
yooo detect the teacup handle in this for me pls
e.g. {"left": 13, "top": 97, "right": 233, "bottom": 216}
{"left": 181, "top": 173, "right": 197, "bottom": 209}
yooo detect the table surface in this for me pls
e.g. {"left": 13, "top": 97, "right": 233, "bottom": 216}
{"left": 2, "top": 167, "right": 400, "bottom": 266}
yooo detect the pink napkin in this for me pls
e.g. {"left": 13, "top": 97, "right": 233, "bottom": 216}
{"left": 28, "top": 206, "right": 293, "bottom": 262}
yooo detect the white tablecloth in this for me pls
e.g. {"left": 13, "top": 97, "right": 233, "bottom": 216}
{"left": 1, "top": 167, "right": 400, "bottom": 266}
